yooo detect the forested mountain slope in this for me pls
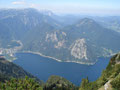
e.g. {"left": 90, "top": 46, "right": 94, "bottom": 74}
{"left": 0, "top": 8, "right": 120, "bottom": 65}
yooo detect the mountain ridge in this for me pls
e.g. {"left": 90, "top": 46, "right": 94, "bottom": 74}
{"left": 0, "top": 8, "right": 120, "bottom": 64}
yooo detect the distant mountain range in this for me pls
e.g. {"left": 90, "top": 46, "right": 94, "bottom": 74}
{"left": 0, "top": 8, "right": 120, "bottom": 64}
{"left": 93, "top": 16, "right": 120, "bottom": 33}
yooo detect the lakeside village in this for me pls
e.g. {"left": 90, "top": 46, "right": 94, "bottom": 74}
{"left": 0, "top": 40, "right": 23, "bottom": 61}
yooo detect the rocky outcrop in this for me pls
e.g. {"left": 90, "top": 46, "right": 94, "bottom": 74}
{"left": 71, "top": 38, "right": 88, "bottom": 60}
{"left": 46, "top": 32, "right": 58, "bottom": 42}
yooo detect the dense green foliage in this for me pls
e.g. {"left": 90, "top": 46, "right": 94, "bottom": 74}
{"left": 111, "top": 74, "right": 120, "bottom": 89}
{"left": 79, "top": 78, "right": 89, "bottom": 90}
{"left": 44, "top": 75, "right": 78, "bottom": 90}
{"left": 0, "top": 75, "right": 78, "bottom": 90}
{"left": 0, "top": 73, "right": 10, "bottom": 82}
{"left": 0, "top": 76, "right": 43, "bottom": 90}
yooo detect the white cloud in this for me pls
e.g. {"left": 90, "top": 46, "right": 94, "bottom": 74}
{"left": 12, "top": 0, "right": 38, "bottom": 8}
{"left": 12, "top": 1, "right": 26, "bottom": 5}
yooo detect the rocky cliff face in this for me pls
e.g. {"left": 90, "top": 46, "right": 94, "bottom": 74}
{"left": 70, "top": 38, "right": 88, "bottom": 60}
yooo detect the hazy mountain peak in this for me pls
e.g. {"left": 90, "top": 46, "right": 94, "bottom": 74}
{"left": 76, "top": 18, "right": 98, "bottom": 27}
{"left": 81, "top": 18, "right": 94, "bottom": 22}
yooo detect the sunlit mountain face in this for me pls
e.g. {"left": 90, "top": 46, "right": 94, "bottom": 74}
{"left": 0, "top": 8, "right": 120, "bottom": 64}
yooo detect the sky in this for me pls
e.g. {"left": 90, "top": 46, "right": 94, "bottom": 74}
{"left": 0, "top": 0, "right": 120, "bottom": 15}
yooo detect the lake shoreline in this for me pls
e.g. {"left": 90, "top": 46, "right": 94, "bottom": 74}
{"left": 21, "top": 51, "right": 95, "bottom": 65}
